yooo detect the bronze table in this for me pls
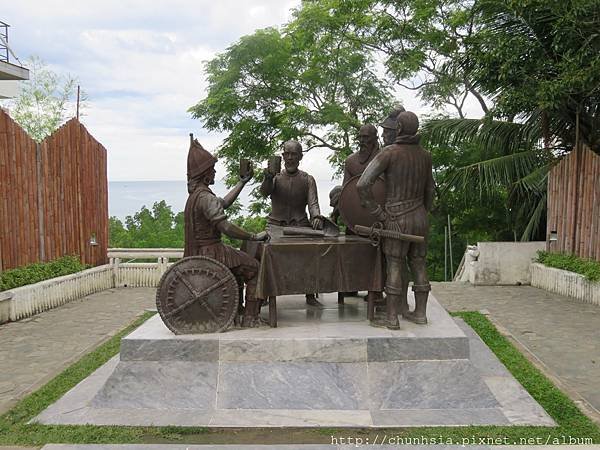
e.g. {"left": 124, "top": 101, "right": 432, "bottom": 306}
{"left": 250, "top": 235, "right": 384, "bottom": 327}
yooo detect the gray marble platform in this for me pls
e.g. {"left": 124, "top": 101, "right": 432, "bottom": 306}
{"left": 34, "top": 293, "right": 555, "bottom": 428}
{"left": 120, "top": 291, "right": 469, "bottom": 363}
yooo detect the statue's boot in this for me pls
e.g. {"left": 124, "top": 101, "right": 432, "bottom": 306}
{"left": 241, "top": 283, "right": 262, "bottom": 327}
{"left": 368, "top": 291, "right": 386, "bottom": 314}
{"left": 241, "top": 299, "right": 262, "bottom": 327}
{"left": 406, "top": 291, "right": 428, "bottom": 325}
{"left": 370, "top": 293, "right": 400, "bottom": 330}
{"left": 399, "top": 282, "right": 413, "bottom": 319}
{"left": 306, "top": 293, "right": 323, "bottom": 307}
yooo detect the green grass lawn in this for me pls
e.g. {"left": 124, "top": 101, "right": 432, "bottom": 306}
{"left": 0, "top": 311, "right": 598, "bottom": 446}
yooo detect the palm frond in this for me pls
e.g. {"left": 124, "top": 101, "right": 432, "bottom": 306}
{"left": 519, "top": 192, "right": 547, "bottom": 242}
{"left": 423, "top": 117, "right": 542, "bottom": 157}
{"left": 443, "top": 150, "right": 542, "bottom": 197}
{"left": 510, "top": 162, "right": 551, "bottom": 198}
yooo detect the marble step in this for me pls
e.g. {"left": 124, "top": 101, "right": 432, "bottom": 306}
{"left": 121, "top": 294, "right": 469, "bottom": 363}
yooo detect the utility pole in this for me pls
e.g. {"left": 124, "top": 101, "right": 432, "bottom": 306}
{"left": 76, "top": 85, "right": 80, "bottom": 120}
{"left": 447, "top": 214, "right": 454, "bottom": 280}
{"left": 444, "top": 226, "right": 448, "bottom": 281}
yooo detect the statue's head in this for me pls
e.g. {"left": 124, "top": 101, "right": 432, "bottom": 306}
{"left": 380, "top": 105, "right": 405, "bottom": 145}
{"left": 329, "top": 184, "right": 342, "bottom": 207}
{"left": 200, "top": 165, "right": 216, "bottom": 186}
{"left": 396, "top": 111, "right": 419, "bottom": 136}
{"left": 282, "top": 140, "right": 303, "bottom": 174}
{"left": 358, "top": 124, "right": 378, "bottom": 152}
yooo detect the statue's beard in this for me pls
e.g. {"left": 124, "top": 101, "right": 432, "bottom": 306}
{"left": 285, "top": 161, "right": 299, "bottom": 173}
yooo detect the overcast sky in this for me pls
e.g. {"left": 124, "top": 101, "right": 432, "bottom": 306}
{"left": 2, "top": 1, "right": 481, "bottom": 183}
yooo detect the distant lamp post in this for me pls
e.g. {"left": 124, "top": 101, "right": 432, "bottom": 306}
{"left": 89, "top": 233, "right": 98, "bottom": 246}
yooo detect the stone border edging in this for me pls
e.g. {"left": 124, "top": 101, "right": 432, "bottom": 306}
{"left": 530, "top": 262, "right": 600, "bottom": 306}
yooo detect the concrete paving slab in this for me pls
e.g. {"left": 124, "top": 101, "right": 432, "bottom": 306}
{"left": 432, "top": 282, "right": 600, "bottom": 418}
{"left": 0, "top": 288, "right": 154, "bottom": 415}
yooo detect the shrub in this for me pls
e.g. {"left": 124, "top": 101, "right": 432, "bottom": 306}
{"left": 0, "top": 256, "right": 88, "bottom": 291}
{"left": 536, "top": 251, "right": 600, "bottom": 282}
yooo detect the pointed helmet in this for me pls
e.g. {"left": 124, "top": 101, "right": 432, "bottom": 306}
{"left": 187, "top": 133, "right": 217, "bottom": 179}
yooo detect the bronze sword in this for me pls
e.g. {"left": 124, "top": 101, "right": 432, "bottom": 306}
{"left": 353, "top": 224, "right": 424, "bottom": 244}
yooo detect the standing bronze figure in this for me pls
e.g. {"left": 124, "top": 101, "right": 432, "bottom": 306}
{"left": 341, "top": 124, "right": 384, "bottom": 304}
{"left": 378, "top": 106, "right": 412, "bottom": 318}
{"left": 260, "top": 140, "right": 323, "bottom": 306}
{"left": 380, "top": 106, "right": 405, "bottom": 146}
{"left": 156, "top": 135, "right": 267, "bottom": 333}
{"left": 357, "top": 111, "right": 435, "bottom": 329}
{"left": 342, "top": 124, "right": 380, "bottom": 184}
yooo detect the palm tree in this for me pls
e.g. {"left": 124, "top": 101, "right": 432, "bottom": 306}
{"left": 423, "top": 117, "right": 556, "bottom": 241}
{"left": 422, "top": 0, "right": 600, "bottom": 240}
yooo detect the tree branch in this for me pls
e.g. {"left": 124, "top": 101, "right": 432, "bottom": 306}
{"left": 464, "top": 78, "right": 489, "bottom": 114}
{"left": 304, "top": 132, "right": 345, "bottom": 152}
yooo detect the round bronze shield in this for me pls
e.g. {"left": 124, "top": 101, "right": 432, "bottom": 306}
{"left": 156, "top": 256, "right": 239, "bottom": 334}
{"left": 338, "top": 174, "right": 386, "bottom": 231}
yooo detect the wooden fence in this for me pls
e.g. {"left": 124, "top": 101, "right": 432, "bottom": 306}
{"left": 0, "top": 109, "right": 108, "bottom": 270}
{"left": 547, "top": 145, "right": 600, "bottom": 261}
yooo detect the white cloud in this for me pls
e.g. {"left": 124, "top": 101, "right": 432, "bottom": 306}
{"left": 3, "top": 1, "right": 301, "bottom": 183}
{"left": 4, "top": 0, "right": 484, "bottom": 188}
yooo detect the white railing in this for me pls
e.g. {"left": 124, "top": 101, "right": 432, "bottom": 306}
{"left": 107, "top": 248, "right": 183, "bottom": 260}
{"left": 1, "top": 265, "right": 114, "bottom": 322}
{"left": 530, "top": 263, "right": 600, "bottom": 306}
{"left": 108, "top": 248, "right": 182, "bottom": 288}
{"left": 0, "top": 249, "right": 184, "bottom": 323}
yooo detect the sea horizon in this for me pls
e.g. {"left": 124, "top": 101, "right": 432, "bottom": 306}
{"left": 109, "top": 178, "right": 339, "bottom": 221}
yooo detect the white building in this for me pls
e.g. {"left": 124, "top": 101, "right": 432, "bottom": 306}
{"left": 0, "top": 21, "right": 29, "bottom": 99}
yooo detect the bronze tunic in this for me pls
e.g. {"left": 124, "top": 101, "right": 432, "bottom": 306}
{"left": 266, "top": 170, "right": 321, "bottom": 227}
{"left": 359, "top": 135, "right": 435, "bottom": 258}
{"left": 184, "top": 185, "right": 252, "bottom": 269}
{"left": 342, "top": 147, "right": 380, "bottom": 185}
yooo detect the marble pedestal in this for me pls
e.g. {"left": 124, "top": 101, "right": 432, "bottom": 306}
{"left": 34, "top": 293, "right": 554, "bottom": 427}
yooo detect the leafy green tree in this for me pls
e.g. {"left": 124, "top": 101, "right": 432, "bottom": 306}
{"left": 286, "top": 0, "right": 491, "bottom": 118}
{"left": 2, "top": 56, "right": 87, "bottom": 142}
{"left": 460, "top": 0, "right": 600, "bottom": 148}
{"left": 109, "top": 201, "right": 184, "bottom": 248}
{"left": 427, "top": 139, "right": 515, "bottom": 280}
{"left": 190, "top": 0, "right": 600, "bottom": 246}
{"left": 189, "top": 24, "right": 393, "bottom": 183}
{"left": 424, "top": 0, "right": 600, "bottom": 240}
{"left": 109, "top": 201, "right": 266, "bottom": 251}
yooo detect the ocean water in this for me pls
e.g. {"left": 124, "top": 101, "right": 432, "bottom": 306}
{"left": 109, "top": 179, "right": 339, "bottom": 221}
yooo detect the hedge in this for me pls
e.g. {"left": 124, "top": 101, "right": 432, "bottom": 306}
{"left": 0, "top": 256, "right": 89, "bottom": 291}
{"left": 536, "top": 251, "right": 600, "bottom": 282}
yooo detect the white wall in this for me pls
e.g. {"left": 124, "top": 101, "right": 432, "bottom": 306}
{"left": 456, "top": 241, "right": 546, "bottom": 285}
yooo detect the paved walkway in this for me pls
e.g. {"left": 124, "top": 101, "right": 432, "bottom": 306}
{"left": 0, "top": 283, "right": 598, "bottom": 423}
{"left": 0, "top": 288, "right": 154, "bottom": 415}
{"left": 432, "top": 282, "right": 600, "bottom": 420}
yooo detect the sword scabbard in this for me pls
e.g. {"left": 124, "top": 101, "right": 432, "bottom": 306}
{"left": 354, "top": 225, "right": 424, "bottom": 243}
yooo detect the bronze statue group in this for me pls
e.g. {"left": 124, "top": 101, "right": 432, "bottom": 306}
{"left": 182, "top": 107, "right": 433, "bottom": 331}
